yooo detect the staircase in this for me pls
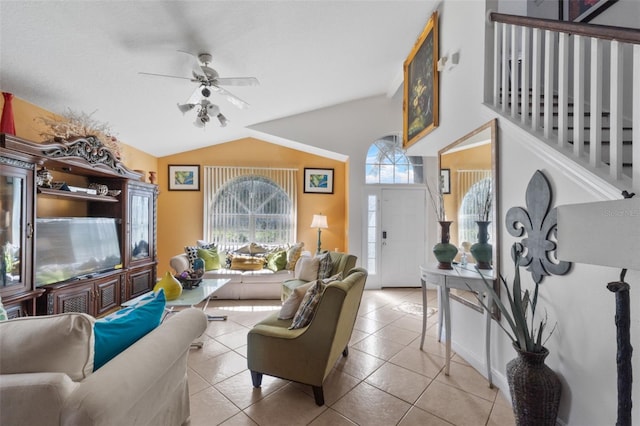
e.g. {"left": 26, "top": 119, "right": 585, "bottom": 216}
{"left": 486, "top": 13, "right": 640, "bottom": 194}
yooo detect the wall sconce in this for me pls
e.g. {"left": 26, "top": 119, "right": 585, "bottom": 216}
{"left": 437, "top": 51, "right": 460, "bottom": 72}
{"left": 310, "top": 214, "right": 329, "bottom": 254}
{"left": 437, "top": 56, "right": 447, "bottom": 72}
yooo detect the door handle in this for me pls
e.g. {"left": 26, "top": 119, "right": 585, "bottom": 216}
{"left": 382, "top": 231, "right": 387, "bottom": 239}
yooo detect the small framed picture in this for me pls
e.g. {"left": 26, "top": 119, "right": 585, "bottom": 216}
{"left": 304, "top": 168, "right": 334, "bottom": 194}
{"left": 440, "top": 168, "right": 451, "bottom": 194}
{"left": 168, "top": 165, "right": 200, "bottom": 191}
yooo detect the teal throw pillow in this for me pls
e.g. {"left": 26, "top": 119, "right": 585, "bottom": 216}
{"left": 266, "top": 250, "right": 287, "bottom": 272}
{"left": 93, "top": 289, "right": 166, "bottom": 370}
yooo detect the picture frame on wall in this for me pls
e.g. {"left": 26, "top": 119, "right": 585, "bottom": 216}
{"left": 304, "top": 168, "right": 334, "bottom": 194}
{"left": 440, "top": 168, "right": 451, "bottom": 194}
{"left": 403, "top": 10, "right": 439, "bottom": 149}
{"left": 560, "top": 0, "right": 618, "bottom": 22}
{"left": 168, "top": 165, "right": 200, "bottom": 191}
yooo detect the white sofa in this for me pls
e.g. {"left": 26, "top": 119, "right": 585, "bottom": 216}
{"left": 0, "top": 308, "right": 208, "bottom": 426}
{"left": 169, "top": 253, "right": 296, "bottom": 299}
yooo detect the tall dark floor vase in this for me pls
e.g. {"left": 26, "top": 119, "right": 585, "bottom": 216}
{"left": 507, "top": 345, "right": 561, "bottom": 426}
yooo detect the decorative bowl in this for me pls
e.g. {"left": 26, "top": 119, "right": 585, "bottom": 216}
{"left": 175, "top": 276, "right": 202, "bottom": 289}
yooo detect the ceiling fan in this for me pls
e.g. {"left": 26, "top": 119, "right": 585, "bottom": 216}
{"left": 139, "top": 51, "right": 259, "bottom": 126}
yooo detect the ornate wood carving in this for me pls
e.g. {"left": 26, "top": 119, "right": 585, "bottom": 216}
{"left": 41, "top": 136, "right": 128, "bottom": 175}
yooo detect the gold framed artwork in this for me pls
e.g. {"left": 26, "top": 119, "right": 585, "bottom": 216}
{"left": 168, "top": 165, "right": 200, "bottom": 191}
{"left": 403, "top": 10, "right": 439, "bottom": 149}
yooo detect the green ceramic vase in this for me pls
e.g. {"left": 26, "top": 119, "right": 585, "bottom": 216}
{"left": 470, "top": 221, "right": 492, "bottom": 269}
{"left": 433, "top": 221, "right": 457, "bottom": 270}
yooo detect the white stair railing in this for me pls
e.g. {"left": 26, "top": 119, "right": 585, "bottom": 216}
{"left": 487, "top": 13, "right": 640, "bottom": 193}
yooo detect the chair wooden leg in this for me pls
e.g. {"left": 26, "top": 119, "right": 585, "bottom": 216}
{"left": 251, "top": 371, "right": 263, "bottom": 388}
{"left": 312, "top": 386, "right": 325, "bottom": 406}
{"left": 342, "top": 346, "right": 349, "bottom": 357}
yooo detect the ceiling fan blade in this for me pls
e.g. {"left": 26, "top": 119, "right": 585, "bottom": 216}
{"left": 138, "top": 71, "right": 192, "bottom": 81}
{"left": 186, "top": 84, "right": 206, "bottom": 104}
{"left": 216, "top": 77, "right": 259, "bottom": 86}
{"left": 211, "top": 86, "right": 250, "bottom": 109}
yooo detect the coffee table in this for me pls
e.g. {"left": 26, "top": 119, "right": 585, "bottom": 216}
{"left": 123, "top": 278, "right": 231, "bottom": 321}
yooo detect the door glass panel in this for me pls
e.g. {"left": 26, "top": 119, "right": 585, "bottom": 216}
{"left": 1, "top": 175, "right": 23, "bottom": 286}
{"left": 131, "top": 194, "right": 150, "bottom": 260}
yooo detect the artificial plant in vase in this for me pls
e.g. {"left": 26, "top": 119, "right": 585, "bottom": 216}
{"left": 475, "top": 244, "right": 561, "bottom": 426}
{"left": 428, "top": 173, "right": 456, "bottom": 269}
{"left": 470, "top": 178, "right": 493, "bottom": 269}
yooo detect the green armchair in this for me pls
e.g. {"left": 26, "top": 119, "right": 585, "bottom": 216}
{"left": 247, "top": 267, "right": 367, "bottom": 405}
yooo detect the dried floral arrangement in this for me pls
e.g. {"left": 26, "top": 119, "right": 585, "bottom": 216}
{"left": 36, "top": 109, "right": 124, "bottom": 161}
{"left": 427, "top": 173, "right": 446, "bottom": 221}
{"left": 473, "top": 178, "right": 493, "bottom": 221}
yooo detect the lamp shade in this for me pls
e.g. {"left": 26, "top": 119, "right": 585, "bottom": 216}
{"left": 557, "top": 198, "right": 640, "bottom": 270}
{"left": 310, "top": 214, "right": 328, "bottom": 229}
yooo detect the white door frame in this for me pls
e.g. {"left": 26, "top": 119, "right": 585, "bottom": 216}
{"left": 362, "top": 186, "right": 428, "bottom": 289}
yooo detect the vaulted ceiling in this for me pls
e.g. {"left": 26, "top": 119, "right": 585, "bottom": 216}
{"left": 1, "top": 1, "right": 437, "bottom": 157}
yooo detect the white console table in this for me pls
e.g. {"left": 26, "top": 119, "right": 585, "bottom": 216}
{"left": 419, "top": 264, "right": 495, "bottom": 387}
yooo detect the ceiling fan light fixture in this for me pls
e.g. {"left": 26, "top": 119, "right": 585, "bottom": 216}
{"left": 177, "top": 102, "right": 195, "bottom": 114}
{"left": 217, "top": 113, "right": 229, "bottom": 127}
{"left": 201, "top": 87, "right": 211, "bottom": 98}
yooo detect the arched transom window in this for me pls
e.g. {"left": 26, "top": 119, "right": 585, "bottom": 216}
{"left": 365, "top": 134, "right": 424, "bottom": 184}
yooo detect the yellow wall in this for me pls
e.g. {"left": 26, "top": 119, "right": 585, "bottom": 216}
{"left": 156, "top": 139, "right": 347, "bottom": 274}
{"left": 3, "top": 94, "right": 348, "bottom": 277}
{"left": 1, "top": 95, "right": 158, "bottom": 177}
{"left": 440, "top": 143, "right": 491, "bottom": 248}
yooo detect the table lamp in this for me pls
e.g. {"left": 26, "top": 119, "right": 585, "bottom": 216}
{"left": 310, "top": 214, "right": 328, "bottom": 254}
{"left": 557, "top": 195, "right": 639, "bottom": 426}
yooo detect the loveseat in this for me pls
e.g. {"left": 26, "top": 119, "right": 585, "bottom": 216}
{"left": 0, "top": 307, "right": 208, "bottom": 426}
{"left": 169, "top": 242, "right": 307, "bottom": 300}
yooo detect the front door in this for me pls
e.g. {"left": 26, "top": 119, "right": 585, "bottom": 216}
{"left": 379, "top": 188, "right": 426, "bottom": 287}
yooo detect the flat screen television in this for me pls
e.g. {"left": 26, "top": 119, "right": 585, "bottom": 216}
{"left": 35, "top": 217, "right": 122, "bottom": 287}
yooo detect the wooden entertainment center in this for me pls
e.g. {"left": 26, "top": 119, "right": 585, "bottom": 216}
{"left": 0, "top": 133, "right": 157, "bottom": 318}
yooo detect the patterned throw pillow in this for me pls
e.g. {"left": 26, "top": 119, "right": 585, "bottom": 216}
{"left": 286, "top": 242, "right": 305, "bottom": 270}
{"left": 316, "top": 251, "right": 333, "bottom": 279}
{"left": 289, "top": 280, "right": 326, "bottom": 330}
{"left": 184, "top": 246, "right": 199, "bottom": 268}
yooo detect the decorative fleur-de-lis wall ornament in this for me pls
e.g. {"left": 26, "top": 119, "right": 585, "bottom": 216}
{"left": 505, "top": 170, "right": 571, "bottom": 284}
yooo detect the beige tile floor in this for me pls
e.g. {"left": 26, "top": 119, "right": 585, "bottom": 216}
{"left": 187, "top": 288, "right": 515, "bottom": 426}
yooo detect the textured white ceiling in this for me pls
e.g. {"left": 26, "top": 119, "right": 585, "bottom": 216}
{"left": 1, "top": 1, "right": 436, "bottom": 157}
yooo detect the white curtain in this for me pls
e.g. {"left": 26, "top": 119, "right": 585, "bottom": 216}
{"left": 203, "top": 166, "right": 297, "bottom": 246}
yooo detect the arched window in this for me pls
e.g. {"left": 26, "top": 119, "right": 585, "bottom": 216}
{"left": 204, "top": 168, "right": 296, "bottom": 247}
{"left": 365, "top": 135, "right": 424, "bottom": 184}
{"left": 458, "top": 177, "right": 493, "bottom": 246}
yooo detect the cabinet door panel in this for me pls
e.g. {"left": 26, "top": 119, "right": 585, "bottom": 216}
{"left": 128, "top": 267, "right": 154, "bottom": 299}
{"left": 96, "top": 274, "right": 121, "bottom": 316}
{"left": 49, "top": 282, "right": 94, "bottom": 315}
{"left": 0, "top": 162, "right": 34, "bottom": 298}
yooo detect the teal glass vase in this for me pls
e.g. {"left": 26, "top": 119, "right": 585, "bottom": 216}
{"left": 433, "top": 221, "right": 457, "bottom": 270}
